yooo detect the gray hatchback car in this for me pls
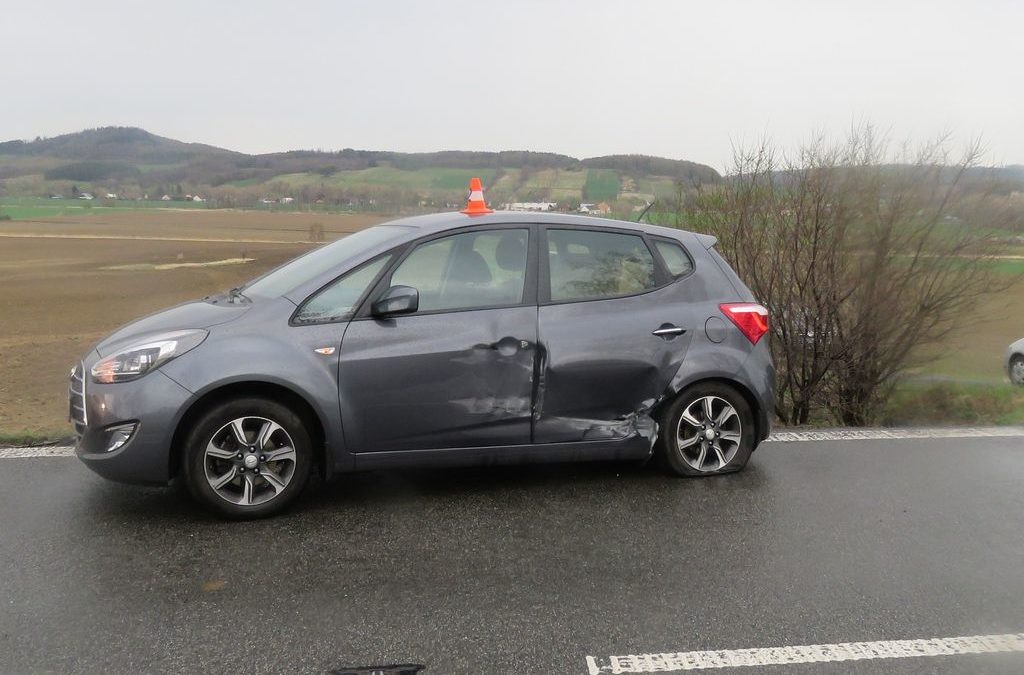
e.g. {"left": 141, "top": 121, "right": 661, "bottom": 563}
{"left": 71, "top": 207, "right": 775, "bottom": 518}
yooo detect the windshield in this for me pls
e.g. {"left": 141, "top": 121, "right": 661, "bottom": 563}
{"left": 243, "top": 225, "right": 409, "bottom": 298}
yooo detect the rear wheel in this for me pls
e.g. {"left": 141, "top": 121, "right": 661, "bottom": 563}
{"left": 658, "top": 382, "right": 755, "bottom": 476}
{"left": 1011, "top": 356, "right": 1024, "bottom": 386}
{"left": 183, "top": 397, "right": 312, "bottom": 518}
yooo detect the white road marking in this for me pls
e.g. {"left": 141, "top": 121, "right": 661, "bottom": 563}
{"left": 763, "top": 426, "right": 1024, "bottom": 442}
{"left": 1, "top": 426, "right": 1023, "bottom": 459}
{"left": 586, "top": 633, "right": 1024, "bottom": 673}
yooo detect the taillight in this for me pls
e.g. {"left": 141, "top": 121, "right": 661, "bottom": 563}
{"left": 719, "top": 303, "right": 769, "bottom": 344}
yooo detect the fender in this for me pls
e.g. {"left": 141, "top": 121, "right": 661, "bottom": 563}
{"left": 160, "top": 311, "right": 351, "bottom": 472}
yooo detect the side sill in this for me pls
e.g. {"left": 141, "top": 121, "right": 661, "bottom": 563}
{"left": 352, "top": 437, "right": 651, "bottom": 471}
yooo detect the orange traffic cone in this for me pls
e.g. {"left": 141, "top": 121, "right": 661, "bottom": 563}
{"left": 461, "top": 177, "right": 494, "bottom": 215}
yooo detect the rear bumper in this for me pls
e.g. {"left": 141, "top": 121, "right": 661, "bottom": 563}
{"left": 740, "top": 348, "right": 775, "bottom": 444}
{"left": 73, "top": 363, "right": 193, "bottom": 485}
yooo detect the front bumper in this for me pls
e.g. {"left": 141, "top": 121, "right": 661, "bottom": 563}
{"left": 71, "top": 357, "right": 193, "bottom": 485}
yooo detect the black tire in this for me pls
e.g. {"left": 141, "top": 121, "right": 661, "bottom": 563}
{"left": 182, "top": 397, "right": 312, "bottom": 519}
{"left": 1011, "top": 356, "right": 1024, "bottom": 387}
{"left": 657, "top": 382, "right": 756, "bottom": 477}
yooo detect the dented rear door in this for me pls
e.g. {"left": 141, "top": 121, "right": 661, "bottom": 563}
{"left": 533, "top": 226, "right": 693, "bottom": 444}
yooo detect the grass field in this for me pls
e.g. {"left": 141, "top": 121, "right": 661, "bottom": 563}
{"left": 583, "top": 170, "right": 620, "bottom": 202}
{"left": 256, "top": 167, "right": 501, "bottom": 193}
{"left": 990, "top": 258, "right": 1024, "bottom": 276}
{"left": 519, "top": 168, "right": 588, "bottom": 198}
{"left": 0, "top": 209, "right": 383, "bottom": 439}
{"left": 0, "top": 196, "right": 385, "bottom": 221}
{"left": 0, "top": 197, "right": 218, "bottom": 221}
{"left": 882, "top": 381, "right": 1024, "bottom": 426}
{"left": 912, "top": 260, "right": 1024, "bottom": 384}
{"left": 261, "top": 166, "right": 624, "bottom": 202}
{"left": 633, "top": 177, "right": 681, "bottom": 200}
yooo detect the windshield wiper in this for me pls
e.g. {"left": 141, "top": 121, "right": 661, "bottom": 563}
{"left": 227, "top": 286, "right": 250, "bottom": 303}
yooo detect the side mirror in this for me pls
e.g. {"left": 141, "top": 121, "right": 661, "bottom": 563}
{"left": 371, "top": 285, "right": 419, "bottom": 317}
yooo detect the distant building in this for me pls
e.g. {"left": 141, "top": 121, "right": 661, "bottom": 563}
{"left": 579, "top": 202, "right": 611, "bottom": 215}
{"left": 191, "top": 195, "right": 205, "bottom": 203}
{"left": 161, "top": 194, "right": 172, "bottom": 201}
{"left": 105, "top": 193, "right": 118, "bottom": 199}
{"left": 506, "top": 201, "right": 557, "bottom": 212}
{"left": 279, "top": 197, "right": 294, "bottom": 204}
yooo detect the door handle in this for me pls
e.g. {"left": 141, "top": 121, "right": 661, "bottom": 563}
{"left": 652, "top": 324, "right": 686, "bottom": 339}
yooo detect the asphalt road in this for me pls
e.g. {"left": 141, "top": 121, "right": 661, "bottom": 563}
{"left": 2, "top": 434, "right": 1023, "bottom": 674}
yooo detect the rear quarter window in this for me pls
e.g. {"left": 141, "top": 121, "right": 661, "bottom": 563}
{"left": 653, "top": 239, "right": 694, "bottom": 278}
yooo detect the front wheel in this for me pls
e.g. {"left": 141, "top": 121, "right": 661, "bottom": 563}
{"left": 657, "top": 382, "right": 755, "bottom": 476}
{"left": 183, "top": 397, "right": 312, "bottom": 518}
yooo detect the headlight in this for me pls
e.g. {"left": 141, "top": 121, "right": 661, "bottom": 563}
{"left": 90, "top": 329, "right": 207, "bottom": 383}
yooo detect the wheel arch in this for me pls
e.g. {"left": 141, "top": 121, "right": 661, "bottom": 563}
{"left": 169, "top": 380, "right": 329, "bottom": 480}
{"left": 658, "top": 376, "right": 769, "bottom": 446}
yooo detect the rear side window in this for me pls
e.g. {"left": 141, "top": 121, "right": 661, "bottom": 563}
{"left": 653, "top": 239, "right": 694, "bottom": 277}
{"left": 547, "top": 229, "right": 656, "bottom": 302}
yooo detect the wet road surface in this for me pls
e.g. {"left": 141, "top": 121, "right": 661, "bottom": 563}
{"left": 2, "top": 435, "right": 1023, "bottom": 674}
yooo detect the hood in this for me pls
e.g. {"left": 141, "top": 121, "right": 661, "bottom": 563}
{"left": 95, "top": 300, "right": 250, "bottom": 357}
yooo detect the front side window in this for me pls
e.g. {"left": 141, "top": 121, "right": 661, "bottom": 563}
{"left": 390, "top": 229, "right": 529, "bottom": 312}
{"left": 294, "top": 255, "right": 391, "bottom": 324}
{"left": 547, "top": 229, "right": 656, "bottom": 302}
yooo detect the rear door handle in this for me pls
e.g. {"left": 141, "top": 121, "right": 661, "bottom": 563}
{"left": 652, "top": 324, "right": 687, "bottom": 339}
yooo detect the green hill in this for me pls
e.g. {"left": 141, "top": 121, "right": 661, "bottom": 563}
{"left": 0, "top": 127, "right": 722, "bottom": 211}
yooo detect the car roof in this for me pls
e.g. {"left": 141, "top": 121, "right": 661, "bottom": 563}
{"left": 380, "top": 210, "right": 717, "bottom": 248}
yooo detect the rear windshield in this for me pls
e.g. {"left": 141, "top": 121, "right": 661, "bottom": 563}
{"left": 243, "top": 225, "right": 409, "bottom": 298}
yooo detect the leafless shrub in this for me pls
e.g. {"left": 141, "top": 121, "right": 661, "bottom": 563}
{"left": 664, "top": 125, "right": 1011, "bottom": 425}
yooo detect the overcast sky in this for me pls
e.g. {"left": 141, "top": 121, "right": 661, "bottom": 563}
{"left": 2, "top": 0, "right": 1021, "bottom": 170}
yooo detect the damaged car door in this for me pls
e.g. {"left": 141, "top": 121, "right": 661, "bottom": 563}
{"left": 534, "top": 226, "right": 691, "bottom": 444}
{"left": 339, "top": 226, "right": 537, "bottom": 454}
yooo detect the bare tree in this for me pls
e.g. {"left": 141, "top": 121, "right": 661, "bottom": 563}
{"left": 664, "top": 125, "right": 1010, "bottom": 426}
{"left": 825, "top": 131, "right": 1007, "bottom": 424}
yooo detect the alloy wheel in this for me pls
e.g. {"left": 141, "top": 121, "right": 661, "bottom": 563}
{"left": 676, "top": 395, "right": 743, "bottom": 472}
{"left": 203, "top": 416, "right": 297, "bottom": 506}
